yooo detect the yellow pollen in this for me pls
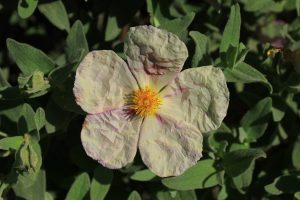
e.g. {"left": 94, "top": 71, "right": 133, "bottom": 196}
{"left": 267, "top": 48, "right": 282, "bottom": 57}
{"left": 131, "top": 86, "right": 162, "bottom": 117}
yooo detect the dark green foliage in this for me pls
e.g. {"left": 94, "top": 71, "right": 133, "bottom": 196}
{"left": 0, "top": 0, "right": 300, "bottom": 199}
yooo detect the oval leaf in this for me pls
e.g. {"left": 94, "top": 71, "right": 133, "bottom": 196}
{"left": 6, "top": 39, "right": 55, "bottom": 75}
{"left": 65, "top": 173, "right": 90, "bottom": 200}
{"left": 38, "top": 0, "right": 70, "bottom": 32}
{"left": 18, "top": 0, "right": 38, "bottom": 19}
{"left": 90, "top": 166, "right": 113, "bottom": 200}
{"left": 162, "top": 159, "right": 220, "bottom": 190}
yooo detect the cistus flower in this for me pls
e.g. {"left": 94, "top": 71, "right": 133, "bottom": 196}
{"left": 73, "top": 25, "right": 229, "bottom": 177}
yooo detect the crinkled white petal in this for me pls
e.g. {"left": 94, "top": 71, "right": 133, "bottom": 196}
{"left": 138, "top": 115, "right": 203, "bottom": 177}
{"left": 73, "top": 50, "right": 138, "bottom": 114}
{"left": 160, "top": 66, "right": 229, "bottom": 133}
{"left": 124, "top": 25, "right": 188, "bottom": 90}
{"left": 81, "top": 108, "right": 143, "bottom": 169}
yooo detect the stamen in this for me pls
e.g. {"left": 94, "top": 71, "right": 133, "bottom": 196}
{"left": 130, "top": 86, "right": 162, "bottom": 117}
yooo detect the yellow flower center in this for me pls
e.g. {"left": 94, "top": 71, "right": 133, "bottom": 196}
{"left": 131, "top": 86, "right": 162, "bottom": 117}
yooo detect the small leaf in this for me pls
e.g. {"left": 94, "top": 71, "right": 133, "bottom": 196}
{"left": 297, "top": 0, "right": 300, "bottom": 16}
{"left": 156, "top": 190, "right": 197, "bottom": 200}
{"left": 222, "top": 149, "right": 266, "bottom": 177}
{"left": 224, "top": 62, "right": 273, "bottom": 93}
{"left": 231, "top": 163, "right": 255, "bottom": 193}
{"left": 90, "top": 166, "right": 113, "bottom": 200}
{"left": 38, "top": 0, "right": 70, "bottom": 32}
{"left": 18, "top": 103, "right": 37, "bottom": 135}
{"left": 162, "top": 159, "right": 220, "bottom": 190}
{"left": 14, "top": 136, "right": 42, "bottom": 173}
{"left": 241, "top": 97, "right": 272, "bottom": 142}
{"left": 34, "top": 107, "right": 46, "bottom": 131}
{"left": 7, "top": 39, "right": 55, "bottom": 75}
{"left": 271, "top": 95, "right": 286, "bottom": 122}
{"left": 18, "top": 0, "right": 38, "bottom": 19}
{"left": 159, "top": 13, "right": 195, "bottom": 40}
{"left": 189, "top": 31, "right": 211, "bottom": 67}
{"left": 0, "top": 68, "right": 10, "bottom": 88}
{"left": 295, "top": 191, "right": 300, "bottom": 200}
{"left": 130, "top": 169, "right": 157, "bottom": 182}
{"left": 0, "top": 136, "right": 23, "bottom": 150}
{"left": 127, "top": 191, "right": 142, "bottom": 200}
{"left": 13, "top": 170, "right": 46, "bottom": 200}
{"left": 265, "top": 174, "right": 300, "bottom": 195}
{"left": 65, "top": 173, "right": 90, "bottom": 200}
{"left": 292, "top": 137, "right": 300, "bottom": 169}
{"left": 220, "top": 4, "right": 241, "bottom": 53}
{"left": 66, "top": 20, "right": 89, "bottom": 63}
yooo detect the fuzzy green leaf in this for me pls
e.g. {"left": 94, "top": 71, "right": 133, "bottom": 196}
{"left": 65, "top": 173, "right": 90, "bottom": 200}
{"left": 224, "top": 62, "right": 273, "bottom": 93}
{"left": 18, "top": 0, "right": 38, "bottom": 19}
{"left": 90, "top": 166, "right": 113, "bottom": 200}
{"left": 127, "top": 191, "right": 142, "bottom": 200}
{"left": 222, "top": 149, "right": 266, "bottom": 177}
{"left": 162, "top": 159, "right": 220, "bottom": 190}
{"left": 241, "top": 97, "right": 272, "bottom": 142}
{"left": 66, "top": 20, "right": 88, "bottom": 63}
{"left": 38, "top": 0, "right": 70, "bottom": 32}
{"left": 220, "top": 4, "right": 241, "bottom": 53}
{"left": 6, "top": 39, "right": 55, "bottom": 75}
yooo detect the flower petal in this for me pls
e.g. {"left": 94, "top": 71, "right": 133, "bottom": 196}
{"left": 124, "top": 25, "right": 188, "bottom": 90}
{"left": 160, "top": 66, "right": 229, "bottom": 133}
{"left": 81, "top": 108, "right": 143, "bottom": 169}
{"left": 74, "top": 50, "right": 138, "bottom": 114}
{"left": 139, "top": 115, "right": 203, "bottom": 177}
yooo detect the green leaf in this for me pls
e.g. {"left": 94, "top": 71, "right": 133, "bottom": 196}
{"left": 34, "top": 107, "right": 46, "bottom": 131}
{"left": 146, "top": 0, "right": 173, "bottom": 27}
{"left": 0, "top": 68, "right": 10, "bottom": 88}
{"left": 222, "top": 149, "right": 266, "bottom": 177}
{"left": 244, "top": 0, "right": 285, "bottom": 13}
{"left": 0, "top": 136, "right": 23, "bottom": 150}
{"left": 295, "top": 191, "right": 300, "bottom": 200}
{"left": 18, "top": 0, "right": 38, "bottom": 19}
{"left": 65, "top": 173, "right": 90, "bottom": 200}
{"left": 66, "top": 20, "right": 89, "bottom": 63}
{"left": 38, "top": 0, "right": 70, "bottom": 32}
{"left": 14, "top": 137, "right": 42, "bottom": 174}
{"left": 13, "top": 170, "right": 46, "bottom": 200}
{"left": 159, "top": 13, "right": 195, "bottom": 40}
{"left": 224, "top": 62, "right": 273, "bottom": 93}
{"left": 12, "top": 71, "right": 50, "bottom": 99}
{"left": 241, "top": 97, "right": 272, "bottom": 142}
{"left": 220, "top": 4, "right": 241, "bottom": 53}
{"left": 105, "top": 15, "right": 121, "bottom": 42}
{"left": 271, "top": 95, "right": 286, "bottom": 122}
{"left": 265, "top": 174, "right": 300, "bottom": 195}
{"left": 90, "top": 166, "right": 113, "bottom": 200}
{"left": 127, "top": 191, "right": 142, "bottom": 200}
{"left": 292, "top": 138, "right": 300, "bottom": 169}
{"left": 6, "top": 39, "right": 55, "bottom": 75}
{"left": 222, "top": 43, "right": 249, "bottom": 68}
{"left": 156, "top": 190, "right": 197, "bottom": 200}
{"left": 231, "top": 163, "right": 255, "bottom": 193}
{"left": 130, "top": 169, "right": 157, "bottom": 182}
{"left": 189, "top": 31, "right": 211, "bottom": 67}
{"left": 297, "top": 0, "right": 300, "bottom": 16}
{"left": 18, "top": 103, "right": 37, "bottom": 135}
{"left": 162, "top": 159, "right": 220, "bottom": 190}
